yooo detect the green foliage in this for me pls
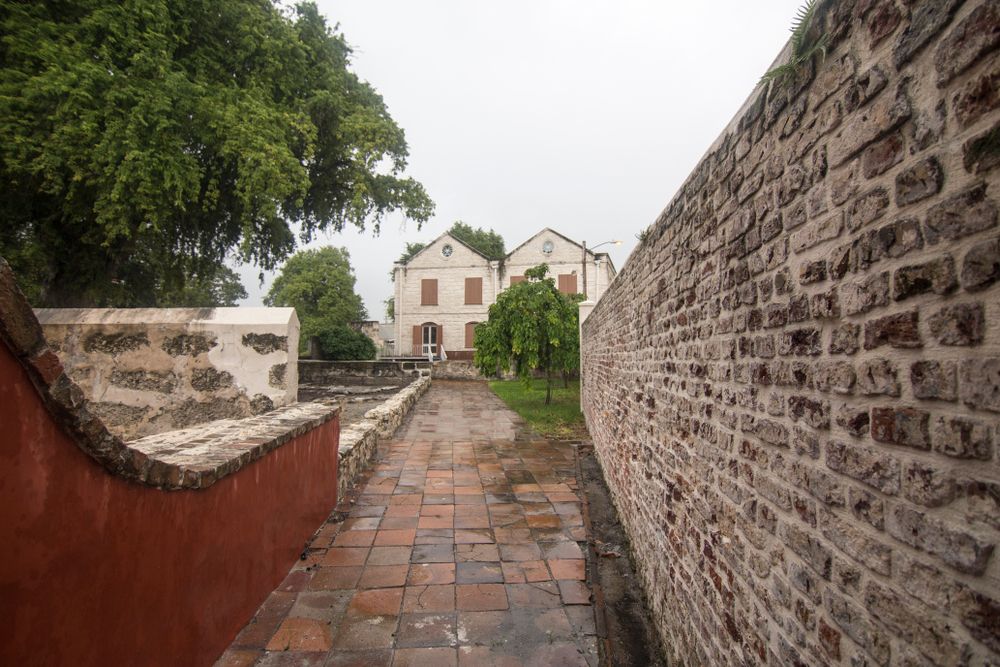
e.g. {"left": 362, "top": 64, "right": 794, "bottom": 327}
{"left": 264, "top": 246, "right": 366, "bottom": 351}
{"left": 157, "top": 266, "right": 248, "bottom": 307}
{"left": 389, "top": 241, "right": 428, "bottom": 281}
{"left": 473, "top": 263, "right": 580, "bottom": 405}
{"left": 760, "top": 0, "right": 831, "bottom": 88}
{"left": 316, "top": 325, "right": 376, "bottom": 360}
{"left": 0, "top": 0, "right": 433, "bottom": 306}
{"left": 385, "top": 296, "right": 395, "bottom": 321}
{"left": 448, "top": 221, "right": 505, "bottom": 260}
{"left": 489, "top": 379, "right": 587, "bottom": 440}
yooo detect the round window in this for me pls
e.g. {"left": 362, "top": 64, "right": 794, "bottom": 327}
{"left": 542, "top": 240, "right": 554, "bottom": 254}
{"left": 442, "top": 244, "right": 454, "bottom": 257}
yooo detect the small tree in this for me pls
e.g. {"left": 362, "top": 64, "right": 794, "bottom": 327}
{"left": 473, "top": 264, "right": 580, "bottom": 405}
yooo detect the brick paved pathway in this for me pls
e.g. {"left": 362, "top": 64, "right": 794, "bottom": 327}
{"left": 218, "top": 380, "right": 599, "bottom": 667}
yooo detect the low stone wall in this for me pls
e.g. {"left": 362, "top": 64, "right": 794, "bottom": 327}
{"left": 35, "top": 307, "right": 299, "bottom": 440}
{"left": 299, "top": 359, "right": 429, "bottom": 386}
{"left": 581, "top": 2, "right": 1000, "bottom": 665}
{"left": 432, "top": 359, "right": 484, "bottom": 380}
{"left": 337, "top": 374, "right": 432, "bottom": 501}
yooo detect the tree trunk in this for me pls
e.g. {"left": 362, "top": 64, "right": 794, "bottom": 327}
{"left": 562, "top": 371, "right": 569, "bottom": 389}
{"left": 545, "top": 369, "right": 552, "bottom": 405}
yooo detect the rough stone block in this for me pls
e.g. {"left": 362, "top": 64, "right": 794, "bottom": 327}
{"left": 829, "top": 323, "right": 860, "bottom": 355}
{"left": 863, "top": 311, "right": 922, "bottom": 349}
{"left": 892, "top": 256, "right": 957, "bottom": 300}
{"left": 932, "top": 415, "right": 994, "bottom": 459}
{"left": 836, "top": 404, "right": 870, "bottom": 437}
{"left": 842, "top": 272, "right": 890, "bottom": 315}
{"left": 861, "top": 131, "right": 904, "bottom": 177}
{"left": 790, "top": 213, "right": 844, "bottom": 253}
{"left": 887, "top": 506, "right": 995, "bottom": 575}
{"left": 928, "top": 302, "right": 985, "bottom": 345}
{"left": 871, "top": 406, "right": 930, "bottom": 449}
{"left": 925, "top": 183, "right": 998, "bottom": 244}
{"left": 829, "top": 83, "right": 911, "bottom": 167}
{"left": 779, "top": 328, "right": 822, "bottom": 356}
{"left": 847, "top": 187, "right": 890, "bottom": 232}
{"left": 892, "top": 0, "right": 963, "bottom": 70}
{"left": 911, "top": 360, "right": 958, "bottom": 400}
{"left": 961, "top": 235, "right": 1000, "bottom": 290}
{"left": 934, "top": 0, "right": 1000, "bottom": 86}
{"left": 895, "top": 156, "right": 944, "bottom": 206}
{"left": 903, "top": 460, "right": 958, "bottom": 507}
{"left": 857, "top": 358, "right": 900, "bottom": 396}
{"left": 814, "top": 361, "right": 855, "bottom": 394}
{"left": 952, "top": 54, "right": 1000, "bottom": 128}
{"left": 819, "top": 509, "right": 891, "bottom": 575}
{"left": 960, "top": 357, "right": 1000, "bottom": 412}
{"left": 826, "top": 440, "right": 900, "bottom": 494}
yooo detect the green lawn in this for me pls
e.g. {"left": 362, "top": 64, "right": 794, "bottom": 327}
{"left": 488, "top": 378, "right": 589, "bottom": 440}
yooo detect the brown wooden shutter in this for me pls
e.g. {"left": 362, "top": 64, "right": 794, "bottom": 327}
{"left": 436, "top": 324, "right": 443, "bottom": 354}
{"left": 421, "top": 279, "right": 438, "bottom": 305}
{"left": 465, "top": 322, "right": 477, "bottom": 349}
{"left": 464, "top": 277, "right": 483, "bottom": 305}
{"left": 509, "top": 275, "right": 524, "bottom": 285}
{"left": 412, "top": 325, "right": 421, "bottom": 355}
{"left": 558, "top": 274, "right": 578, "bottom": 294}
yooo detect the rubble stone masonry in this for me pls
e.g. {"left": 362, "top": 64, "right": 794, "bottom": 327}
{"left": 580, "top": 1, "right": 1000, "bottom": 664}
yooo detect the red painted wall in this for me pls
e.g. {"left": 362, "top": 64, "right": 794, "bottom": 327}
{"left": 0, "top": 344, "right": 338, "bottom": 666}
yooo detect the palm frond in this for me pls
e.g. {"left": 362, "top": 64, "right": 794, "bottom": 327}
{"left": 760, "top": 0, "right": 831, "bottom": 88}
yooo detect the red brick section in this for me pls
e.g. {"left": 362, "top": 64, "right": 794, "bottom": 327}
{"left": 580, "top": 1, "right": 1000, "bottom": 665}
{"left": 218, "top": 381, "right": 599, "bottom": 666}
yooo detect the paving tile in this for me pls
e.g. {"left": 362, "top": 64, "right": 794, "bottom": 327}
{"left": 402, "top": 584, "right": 456, "bottom": 613}
{"left": 347, "top": 588, "right": 404, "bottom": 616}
{"left": 392, "top": 647, "right": 458, "bottom": 667}
{"left": 455, "top": 543, "right": 499, "bottom": 562}
{"left": 454, "top": 529, "right": 494, "bottom": 544}
{"left": 214, "top": 649, "right": 261, "bottom": 667}
{"left": 322, "top": 548, "right": 369, "bottom": 567}
{"left": 407, "top": 562, "right": 456, "bottom": 586}
{"left": 384, "top": 505, "right": 421, "bottom": 518}
{"left": 309, "top": 567, "right": 362, "bottom": 591}
{"left": 455, "top": 561, "right": 503, "bottom": 584}
{"left": 456, "top": 583, "right": 508, "bottom": 611}
{"left": 499, "top": 543, "right": 542, "bottom": 562}
{"left": 395, "top": 612, "right": 458, "bottom": 648}
{"left": 332, "top": 530, "right": 376, "bottom": 548}
{"left": 358, "top": 564, "right": 409, "bottom": 589}
{"left": 379, "top": 517, "right": 419, "bottom": 530}
{"left": 457, "top": 646, "right": 524, "bottom": 667}
{"left": 547, "top": 559, "right": 586, "bottom": 581}
{"left": 330, "top": 615, "right": 397, "bottom": 650}
{"left": 417, "top": 515, "right": 453, "bottom": 529}
{"left": 265, "top": 617, "right": 332, "bottom": 652}
{"left": 411, "top": 543, "right": 454, "bottom": 563}
{"left": 325, "top": 649, "right": 393, "bottom": 667}
{"left": 288, "top": 590, "right": 352, "bottom": 622}
{"left": 256, "top": 650, "right": 328, "bottom": 666}
{"left": 506, "top": 582, "right": 562, "bottom": 609}
{"left": 557, "top": 580, "right": 592, "bottom": 605}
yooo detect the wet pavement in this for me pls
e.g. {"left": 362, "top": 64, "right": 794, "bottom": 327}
{"left": 217, "top": 380, "right": 599, "bottom": 667}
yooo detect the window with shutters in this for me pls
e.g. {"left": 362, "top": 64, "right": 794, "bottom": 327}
{"left": 465, "top": 322, "right": 478, "bottom": 349}
{"left": 509, "top": 275, "right": 525, "bottom": 285}
{"left": 464, "top": 277, "right": 483, "bottom": 305}
{"left": 421, "top": 278, "right": 438, "bottom": 305}
{"left": 557, "top": 274, "right": 578, "bottom": 294}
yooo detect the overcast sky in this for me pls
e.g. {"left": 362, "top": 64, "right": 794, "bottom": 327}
{"left": 238, "top": 0, "right": 805, "bottom": 317}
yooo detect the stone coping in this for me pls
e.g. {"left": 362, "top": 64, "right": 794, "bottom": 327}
{"left": 0, "top": 256, "right": 336, "bottom": 490}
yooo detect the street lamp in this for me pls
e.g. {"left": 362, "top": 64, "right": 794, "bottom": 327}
{"left": 581, "top": 239, "right": 622, "bottom": 299}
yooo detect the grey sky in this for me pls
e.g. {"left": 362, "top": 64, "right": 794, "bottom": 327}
{"left": 238, "top": 0, "right": 805, "bottom": 317}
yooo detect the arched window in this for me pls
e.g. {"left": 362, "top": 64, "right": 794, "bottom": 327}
{"left": 411, "top": 322, "right": 441, "bottom": 357}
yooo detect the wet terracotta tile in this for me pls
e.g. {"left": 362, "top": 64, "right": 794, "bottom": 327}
{"left": 454, "top": 529, "right": 494, "bottom": 544}
{"left": 358, "top": 564, "right": 409, "bottom": 589}
{"left": 411, "top": 543, "right": 454, "bottom": 563}
{"left": 402, "top": 584, "right": 456, "bottom": 613}
{"left": 264, "top": 617, "right": 331, "bottom": 652}
{"left": 392, "top": 647, "right": 458, "bottom": 667}
{"left": 379, "top": 517, "right": 419, "bottom": 530}
{"left": 455, "top": 543, "right": 499, "bottom": 562}
{"left": 309, "top": 567, "right": 362, "bottom": 591}
{"left": 391, "top": 494, "right": 423, "bottom": 506}
{"left": 418, "top": 515, "right": 453, "bottom": 529}
{"left": 455, "top": 561, "right": 503, "bottom": 584}
{"left": 420, "top": 504, "right": 455, "bottom": 517}
{"left": 454, "top": 515, "right": 490, "bottom": 529}
{"left": 214, "top": 648, "right": 261, "bottom": 667}
{"left": 493, "top": 528, "right": 532, "bottom": 544}
{"left": 456, "top": 584, "right": 508, "bottom": 611}
{"left": 332, "top": 530, "right": 376, "bottom": 548}
{"left": 374, "top": 529, "right": 416, "bottom": 546}
{"left": 547, "top": 559, "right": 586, "bottom": 581}
{"left": 540, "top": 542, "right": 584, "bottom": 560}
{"left": 458, "top": 646, "right": 524, "bottom": 667}
{"left": 506, "top": 582, "right": 562, "bottom": 609}
{"left": 342, "top": 517, "right": 381, "bottom": 531}
{"left": 325, "top": 649, "right": 393, "bottom": 667}
{"left": 347, "top": 587, "right": 404, "bottom": 616}
{"left": 322, "top": 548, "right": 369, "bottom": 567}
{"left": 557, "top": 580, "right": 592, "bottom": 605}
{"left": 330, "top": 614, "right": 397, "bottom": 649}
{"left": 407, "top": 563, "right": 456, "bottom": 586}
{"left": 385, "top": 505, "right": 421, "bottom": 518}
{"left": 367, "top": 546, "right": 412, "bottom": 566}
{"left": 499, "top": 543, "right": 542, "bottom": 562}
{"left": 525, "top": 515, "right": 561, "bottom": 529}
{"left": 395, "top": 612, "right": 457, "bottom": 648}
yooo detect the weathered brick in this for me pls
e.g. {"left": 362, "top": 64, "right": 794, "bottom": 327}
{"left": 871, "top": 406, "right": 930, "bottom": 449}
{"left": 960, "top": 357, "right": 1000, "bottom": 412}
{"left": 836, "top": 404, "right": 870, "bottom": 437}
{"left": 865, "top": 580, "right": 967, "bottom": 664}
{"left": 961, "top": 235, "right": 1000, "bottom": 290}
{"left": 788, "top": 395, "right": 831, "bottom": 430}
{"left": 740, "top": 413, "right": 788, "bottom": 447}
{"left": 952, "top": 53, "right": 1000, "bottom": 128}
{"left": 925, "top": 183, "right": 998, "bottom": 244}
{"left": 863, "top": 311, "right": 922, "bottom": 349}
{"left": 903, "top": 460, "right": 958, "bottom": 507}
{"left": 781, "top": 522, "right": 832, "bottom": 579}
{"left": 842, "top": 272, "right": 890, "bottom": 315}
{"left": 810, "top": 288, "right": 840, "bottom": 319}
{"left": 931, "top": 415, "right": 994, "bottom": 459}
{"left": 848, "top": 486, "right": 884, "bottom": 530}
{"left": 956, "top": 588, "right": 1000, "bottom": 653}
{"left": 892, "top": 0, "right": 963, "bottom": 70}
{"left": 819, "top": 509, "right": 891, "bottom": 575}
{"left": 778, "top": 328, "right": 822, "bottom": 356}
{"left": 826, "top": 440, "right": 900, "bottom": 494}
{"left": 790, "top": 212, "right": 844, "bottom": 253}
{"left": 866, "top": 0, "right": 902, "bottom": 46}
{"left": 830, "top": 82, "right": 911, "bottom": 167}
{"left": 856, "top": 358, "right": 900, "bottom": 396}
{"left": 861, "top": 131, "right": 904, "bottom": 177}
{"left": 787, "top": 293, "right": 810, "bottom": 323}
{"left": 824, "top": 589, "right": 891, "bottom": 666}
{"left": 895, "top": 156, "right": 944, "bottom": 207}
{"left": 928, "top": 302, "right": 985, "bottom": 345}
{"left": 963, "top": 120, "right": 1000, "bottom": 173}
{"left": 892, "top": 255, "right": 957, "bottom": 300}
{"left": 910, "top": 360, "right": 958, "bottom": 400}
{"left": 814, "top": 361, "right": 855, "bottom": 394}
{"left": 887, "top": 505, "right": 995, "bottom": 575}
{"left": 847, "top": 187, "right": 890, "bottom": 232}
{"left": 934, "top": 0, "right": 1000, "bottom": 86}
{"left": 799, "top": 260, "right": 827, "bottom": 284}
{"left": 829, "top": 323, "right": 860, "bottom": 355}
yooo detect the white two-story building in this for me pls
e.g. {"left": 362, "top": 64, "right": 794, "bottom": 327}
{"left": 392, "top": 228, "right": 616, "bottom": 359}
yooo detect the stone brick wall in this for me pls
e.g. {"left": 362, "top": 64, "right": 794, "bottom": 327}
{"left": 36, "top": 307, "right": 299, "bottom": 440}
{"left": 580, "top": 2, "right": 1000, "bottom": 665}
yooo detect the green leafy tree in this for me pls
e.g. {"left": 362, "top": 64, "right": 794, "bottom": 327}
{"left": 316, "top": 325, "right": 376, "bottom": 361}
{"left": 474, "top": 264, "right": 580, "bottom": 405}
{"left": 385, "top": 296, "right": 395, "bottom": 321}
{"left": 264, "top": 246, "right": 367, "bottom": 356}
{"left": 0, "top": 0, "right": 433, "bottom": 307}
{"left": 157, "top": 266, "right": 248, "bottom": 307}
{"left": 448, "top": 221, "right": 505, "bottom": 260}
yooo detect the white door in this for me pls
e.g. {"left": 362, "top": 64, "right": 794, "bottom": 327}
{"left": 422, "top": 324, "right": 438, "bottom": 356}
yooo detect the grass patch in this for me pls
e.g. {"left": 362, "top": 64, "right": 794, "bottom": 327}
{"left": 488, "top": 378, "right": 589, "bottom": 440}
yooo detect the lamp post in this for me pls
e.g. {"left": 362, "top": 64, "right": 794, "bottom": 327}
{"left": 581, "top": 239, "right": 622, "bottom": 299}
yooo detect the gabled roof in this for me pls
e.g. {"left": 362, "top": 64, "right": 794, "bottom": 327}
{"left": 400, "top": 231, "right": 491, "bottom": 265}
{"left": 505, "top": 227, "right": 617, "bottom": 275}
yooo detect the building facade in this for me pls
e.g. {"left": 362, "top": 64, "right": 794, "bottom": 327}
{"left": 392, "top": 228, "right": 616, "bottom": 359}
